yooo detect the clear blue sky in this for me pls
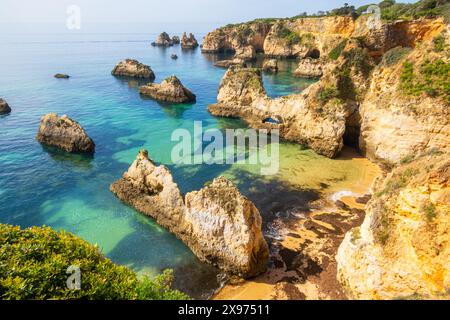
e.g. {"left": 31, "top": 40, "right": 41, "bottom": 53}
{"left": 1, "top": 0, "right": 418, "bottom": 33}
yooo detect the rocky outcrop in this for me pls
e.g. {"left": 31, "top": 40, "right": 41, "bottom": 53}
{"left": 208, "top": 65, "right": 349, "bottom": 158}
{"left": 54, "top": 73, "right": 70, "bottom": 79}
{"left": 172, "top": 35, "right": 180, "bottom": 44}
{"left": 234, "top": 46, "right": 256, "bottom": 61}
{"left": 214, "top": 58, "right": 247, "bottom": 68}
{"left": 0, "top": 98, "right": 11, "bottom": 114}
{"left": 110, "top": 150, "right": 269, "bottom": 278}
{"left": 151, "top": 32, "right": 173, "bottom": 47}
{"left": 337, "top": 153, "right": 450, "bottom": 299}
{"left": 139, "top": 76, "right": 196, "bottom": 103}
{"left": 181, "top": 32, "right": 199, "bottom": 49}
{"left": 111, "top": 59, "right": 155, "bottom": 80}
{"left": 294, "top": 58, "right": 323, "bottom": 78}
{"left": 36, "top": 113, "right": 95, "bottom": 153}
{"left": 171, "top": 53, "right": 178, "bottom": 60}
{"left": 202, "top": 22, "right": 273, "bottom": 53}
{"left": 262, "top": 59, "right": 278, "bottom": 73}
{"left": 358, "top": 30, "right": 450, "bottom": 166}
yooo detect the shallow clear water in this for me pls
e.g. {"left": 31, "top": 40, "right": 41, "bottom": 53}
{"left": 0, "top": 31, "right": 375, "bottom": 298}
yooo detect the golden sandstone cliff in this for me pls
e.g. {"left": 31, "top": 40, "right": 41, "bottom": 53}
{"left": 337, "top": 153, "right": 449, "bottom": 299}
{"left": 110, "top": 150, "right": 269, "bottom": 278}
{"left": 205, "top": 12, "right": 449, "bottom": 299}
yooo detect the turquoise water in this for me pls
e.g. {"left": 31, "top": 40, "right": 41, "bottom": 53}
{"left": 0, "top": 32, "right": 315, "bottom": 298}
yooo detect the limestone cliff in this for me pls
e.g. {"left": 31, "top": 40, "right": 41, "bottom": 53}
{"left": 337, "top": 153, "right": 450, "bottom": 300}
{"left": 110, "top": 150, "right": 269, "bottom": 278}
{"left": 139, "top": 76, "right": 196, "bottom": 103}
{"left": 112, "top": 59, "right": 155, "bottom": 80}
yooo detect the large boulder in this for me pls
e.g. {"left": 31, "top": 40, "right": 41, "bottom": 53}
{"left": 139, "top": 76, "right": 196, "bottom": 103}
{"left": 0, "top": 98, "right": 11, "bottom": 114}
{"left": 36, "top": 113, "right": 95, "bottom": 153}
{"left": 181, "top": 32, "right": 199, "bottom": 49}
{"left": 54, "top": 73, "right": 70, "bottom": 79}
{"left": 294, "top": 58, "right": 323, "bottom": 78}
{"left": 337, "top": 153, "right": 450, "bottom": 299}
{"left": 234, "top": 46, "right": 256, "bottom": 61}
{"left": 262, "top": 59, "right": 278, "bottom": 73}
{"left": 110, "top": 150, "right": 269, "bottom": 278}
{"left": 214, "top": 58, "right": 247, "bottom": 68}
{"left": 111, "top": 59, "right": 155, "bottom": 80}
{"left": 171, "top": 35, "right": 180, "bottom": 44}
{"left": 151, "top": 32, "right": 173, "bottom": 47}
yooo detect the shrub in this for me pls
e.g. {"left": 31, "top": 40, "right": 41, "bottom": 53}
{"left": 433, "top": 34, "right": 447, "bottom": 52}
{"left": 401, "top": 59, "right": 450, "bottom": 103}
{"left": 317, "top": 85, "right": 340, "bottom": 104}
{"left": 276, "top": 25, "right": 301, "bottom": 46}
{"left": 422, "top": 202, "right": 437, "bottom": 222}
{"left": 381, "top": 46, "right": 412, "bottom": 67}
{"left": 328, "top": 39, "right": 348, "bottom": 60}
{"left": 0, "top": 224, "right": 189, "bottom": 300}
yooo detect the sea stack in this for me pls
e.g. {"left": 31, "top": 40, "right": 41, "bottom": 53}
{"left": 139, "top": 76, "right": 196, "bottom": 103}
{"left": 294, "top": 58, "right": 323, "bottom": 78}
{"left": 172, "top": 35, "right": 180, "bottom": 44}
{"left": 36, "top": 113, "right": 95, "bottom": 153}
{"left": 0, "top": 98, "right": 11, "bottom": 114}
{"left": 181, "top": 32, "right": 199, "bottom": 49}
{"left": 110, "top": 149, "right": 269, "bottom": 278}
{"left": 111, "top": 59, "right": 155, "bottom": 80}
{"left": 151, "top": 32, "right": 173, "bottom": 47}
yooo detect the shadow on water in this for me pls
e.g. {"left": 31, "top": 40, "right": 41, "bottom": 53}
{"left": 112, "top": 76, "right": 153, "bottom": 89}
{"left": 40, "top": 144, "right": 94, "bottom": 170}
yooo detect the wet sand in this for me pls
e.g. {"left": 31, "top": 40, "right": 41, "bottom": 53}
{"left": 213, "top": 147, "right": 382, "bottom": 300}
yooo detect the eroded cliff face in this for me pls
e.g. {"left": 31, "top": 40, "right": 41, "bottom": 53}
{"left": 110, "top": 150, "right": 269, "bottom": 278}
{"left": 337, "top": 153, "right": 450, "bottom": 300}
{"left": 359, "top": 28, "right": 450, "bottom": 166}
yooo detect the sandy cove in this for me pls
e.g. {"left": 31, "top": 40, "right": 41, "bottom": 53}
{"left": 213, "top": 147, "right": 382, "bottom": 300}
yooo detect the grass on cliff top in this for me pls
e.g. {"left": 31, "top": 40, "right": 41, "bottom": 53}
{"left": 0, "top": 224, "right": 189, "bottom": 300}
{"left": 380, "top": 0, "right": 450, "bottom": 22}
{"left": 400, "top": 58, "right": 450, "bottom": 104}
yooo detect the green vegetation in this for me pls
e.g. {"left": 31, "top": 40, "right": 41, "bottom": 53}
{"left": 0, "top": 224, "right": 189, "bottom": 300}
{"left": 375, "top": 167, "right": 418, "bottom": 198}
{"left": 422, "top": 202, "right": 437, "bottom": 222}
{"left": 400, "top": 59, "right": 450, "bottom": 103}
{"left": 317, "top": 85, "right": 340, "bottom": 104}
{"left": 350, "top": 227, "right": 362, "bottom": 244}
{"left": 381, "top": 46, "right": 412, "bottom": 67}
{"left": 379, "top": 0, "right": 450, "bottom": 22}
{"left": 375, "top": 204, "right": 392, "bottom": 245}
{"left": 276, "top": 25, "right": 301, "bottom": 46}
{"left": 328, "top": 39, "right": 348, "bottom": 60}
{"left": 433, "top": 34, "right": 448, "bottom": 52}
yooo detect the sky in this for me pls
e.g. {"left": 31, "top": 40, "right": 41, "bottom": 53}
{"left": 0, "top": 0, "right": 418, "bottom": 33}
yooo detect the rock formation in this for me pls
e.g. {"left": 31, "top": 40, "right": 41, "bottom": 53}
{"left": 151, "top": 32, "right": 173, "bottom": 47}
{"left": 294, "top": 58, "right": 323, "bottom": 78}
{"left": 139, "top": 76, "right": 196, "bottom": 103}
{"left": 181, "top": 32, "right": 199, "bottom": 49}
{"left": 262, "top": 59, "right": 278, "bottom": 73}
{"left": 234, "top": 46, "right": 256, "bottom": 61}
{"left": 214, "top": 58, "right": 247, "bottom": 68}
{"left": 172, "top": 35, "right": 180, "bottom": 44}
{"left": 171, "top": 53, "right": 178, "bottom": 60}
{"left": 36, "top": 113, "right": 95, "bottom": 153}
{"left": 0, "top": 98, "right": 11, "bottom": 114}
{"left": 337, "top": 153, "right": 450, "bottom": 299}
{"left": 54, "top": 73, "right": 70, "bottom": 79}
{"left": 208, "top": 66, "right": 347, "bottom": 158}
{"left": 110, "top": 150, "right": 269, "bottom": 278}
{"left": 111, "top": 59, "right": 155, "bottom": 80}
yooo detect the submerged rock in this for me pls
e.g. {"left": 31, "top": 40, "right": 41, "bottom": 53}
{"left": 337, "top": 153, "right": 450, "bottom": 299}
{"left": 172, "top": 35, "right": 180, "bottom": 44}
{"left": 36, "top": 113, "right": 95, "bottom": 153}
{"left": 110, "top": 150, "right": 269, "bottom": 278}
{"left": 214, "top": 58, "right": 247, "bottom": 68}
{"left": 54, "top": 73, "right": 70, "bottom": 79}
{"left": 294, "top": 58, "right": 323, "bottom": 78}
{"left": 262, "top": 59, "right": 278, "bottom": 73}
{"left": 0, "top": 98, "right": 11, "bottom": 114}
{"left": 181, "top": 32, "right": 199, "bottom": 49}
{"left": 151, "top": 32, "right": 173, "bottom": 47}
{"left": 111, "top": 59, "right": 155, "bottom": 80}
{"left": 139, "top": 75, "right": 196, "bottom": 103}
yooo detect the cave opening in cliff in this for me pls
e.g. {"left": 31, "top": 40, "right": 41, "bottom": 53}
{"left": 306, "top": 49, "right": 321, "bottom": 59}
